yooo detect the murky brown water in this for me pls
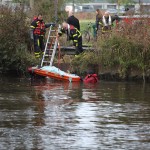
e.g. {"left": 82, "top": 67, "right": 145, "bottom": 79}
{"left": 0, "top": 77, "right": 150, "bottom": 150}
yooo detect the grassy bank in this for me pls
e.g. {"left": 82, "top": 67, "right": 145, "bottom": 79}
{"left": 71, "top": 17, "right": 150, "bottom": 82}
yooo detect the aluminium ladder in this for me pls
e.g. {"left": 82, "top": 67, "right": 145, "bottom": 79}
{"left": 40, "top": 24, "right": 61, "bottom": 67}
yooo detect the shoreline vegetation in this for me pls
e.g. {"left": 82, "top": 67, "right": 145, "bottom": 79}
{"left": 0, "top": 6, "right": 150, "bottom": 83}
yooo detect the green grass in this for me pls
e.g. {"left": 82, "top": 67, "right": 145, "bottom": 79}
{"left": 80, "top": 20, "right": 95, "bottom": 31}
{"left": 79, "top": 20, "right": 97, "bottom": 45}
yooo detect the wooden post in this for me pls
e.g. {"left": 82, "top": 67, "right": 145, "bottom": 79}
{"left": 54, "top": 0, "right": 58, "bottom": 22}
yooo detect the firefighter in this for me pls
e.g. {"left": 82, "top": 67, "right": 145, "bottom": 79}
{"left": 66, "top": 10, "right": 80, "bottom": 31}
{"left": 102, "top": 11, "right": 112, "bottom": 32}
{"left": 102, "top": 11, "right": 121, "bottom": 33}
{"left": 30, "top": 14, "right": 55, "bottom": 58}
{"left": 59, "top": 22, "right": 83, "bottom": 55}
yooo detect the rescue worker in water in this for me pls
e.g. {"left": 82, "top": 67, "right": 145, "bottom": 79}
{"left": 30, "top": 14, "right": 55, "bottom": 58}
{"left": 58, "top": 22, "right": 83, "bottom": 55}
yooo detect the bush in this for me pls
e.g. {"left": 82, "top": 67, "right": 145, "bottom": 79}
{"left": 72, "top": 18, "right": 150, "bottom": 81}
{"left": 0, "top": 6, "right": 36, "bottom": 74}
{"left": 95, "top": 19, "right": 150, "bottom": 80}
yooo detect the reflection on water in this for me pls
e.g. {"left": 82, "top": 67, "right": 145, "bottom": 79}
{"left": 0, "top": 77, "right": 150, "bottom": 150}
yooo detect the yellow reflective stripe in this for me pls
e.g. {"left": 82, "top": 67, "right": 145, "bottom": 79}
{"left": 37, "top": 39, "right": 40, "bottom": 46}
{"left": 35, "top": 55, "right": 40, "bottom": 57}
{"left": 74, "top": 40, "right": 78, "bottom": 42}
{"left": 34, "top": 52, "right": 40, "bottom": 58}
{"left": 77, "top": 31, "right": 81, "bottom": 37}
{"left": 73, "top": 34, "right": 77, "bottom": 37}
{"left": 34, "top": 52, "right": 40, "bottom": 55}
{"left": 30, "top": 26, "right": 35, "bottom": 28}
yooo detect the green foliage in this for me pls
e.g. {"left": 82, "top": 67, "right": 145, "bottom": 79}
{"left": 95, "top": 22, "right": 150, "bottom": 78}
{"left": 71, "top": 51, "right": 98, "bottom": 74}
{"left": 80, "top": 20, "right": 95, "bottom": 31}
{"left": 32, "top": 0, "right": 67, "bottom": 23}
{"left": 0, "top": 6, "right": 35, "bottom": 74}
{"left": 72, "top": 20, "right": 150, "bottom": 80}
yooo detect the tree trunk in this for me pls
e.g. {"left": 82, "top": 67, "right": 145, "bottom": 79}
{"left": 30, "top": 0, "right": 34, "bottom": 10}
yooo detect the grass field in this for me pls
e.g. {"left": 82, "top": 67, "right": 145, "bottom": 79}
{"left": 80, "top": 19, "right": 95, "bottom": 31}
{"left": 79, "top": 20, "right": 96, "bottom": 45}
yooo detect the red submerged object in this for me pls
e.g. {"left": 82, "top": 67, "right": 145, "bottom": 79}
{"left": 83, "top": 74, "right": 98, "bottom": 83}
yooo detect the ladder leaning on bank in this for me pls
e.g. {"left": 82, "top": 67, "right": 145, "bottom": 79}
{"left": 40, "top": 24, "right": 61, "bottom": 67}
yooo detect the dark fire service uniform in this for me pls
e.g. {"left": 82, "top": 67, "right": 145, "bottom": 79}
{"left": 59, "top": 24, "right": 83, "bottom": 55}
{"left": 66, "top": 15, "right": 80, "bottom": 31}
{"left": 30, "top": 18, "right": 54, "bottom": 58}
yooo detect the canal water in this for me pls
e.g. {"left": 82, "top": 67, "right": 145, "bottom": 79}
{"left": 0, "top": 77, "right": 150, "bottom": 150}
